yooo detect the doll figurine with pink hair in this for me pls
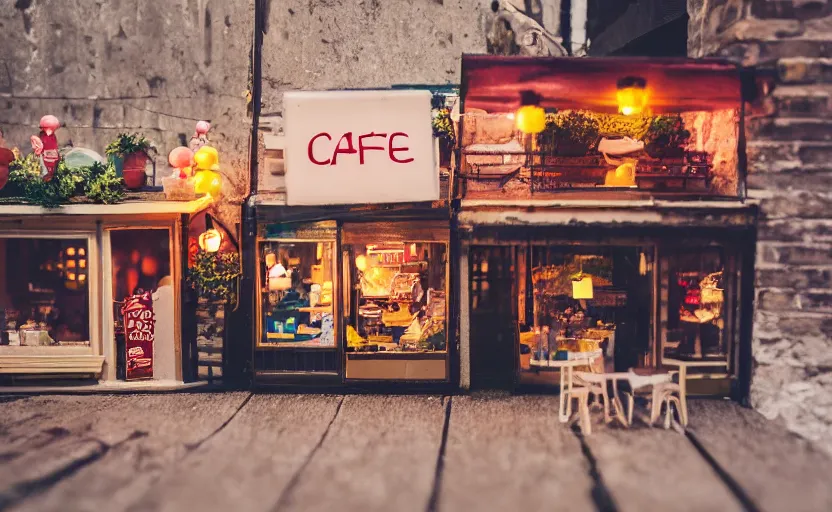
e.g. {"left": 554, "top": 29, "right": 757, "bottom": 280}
{"left": 30, "top": 115, "right": 61, "bottom": 181}
{"left": 189, "top": 121, "right": 211, "bottom": 153}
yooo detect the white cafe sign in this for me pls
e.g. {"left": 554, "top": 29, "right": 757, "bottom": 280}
{"left": 283, "top": 90, "right": 438, "bottom": 206}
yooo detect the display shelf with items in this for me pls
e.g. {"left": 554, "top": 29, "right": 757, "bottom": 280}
{"left": 344, "top": 240, "right": 449, "bottom": 381}
{"left": 258, "top": 240, "right": 337, "bottom": 349}
{"left": 662, "top": 247, "right": 732, "bottom": 369}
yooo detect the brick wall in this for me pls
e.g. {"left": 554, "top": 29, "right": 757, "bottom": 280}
{"left": 689, "top": 0, "right": 832, "bottom": 453}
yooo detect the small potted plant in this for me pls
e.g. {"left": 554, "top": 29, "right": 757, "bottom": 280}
{"left": 105, "top": 133, "right": 155, "bottom": 190}
{"left": 432, "top": 107, "right": 455, "bottom": 168}
{"left": 187, "top": 249, "right": 242, "bottom": 305}
{"left": 542, "top": 111, "right": 600, "bottom": 157}
{"left": 643, "top": 115, "right": 691, "bottom": 159}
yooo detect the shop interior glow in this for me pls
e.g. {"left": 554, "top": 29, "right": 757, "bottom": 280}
{"left": 515, "top": 90, "right": 546, "bottom": 134}
{"left": 572, "top": 276, "right": 594, "bottom": 299}
{"left": 355, "top": 254, "right": 368, "bottom": 272}
{"left": 63, "top": 245, "right": 87, "bottom": 290}
{"left": 616, "top": 76, "right": 648, "bottom": 116}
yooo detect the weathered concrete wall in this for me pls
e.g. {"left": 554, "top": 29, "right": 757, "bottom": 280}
{"left": 0, "top": 0, "right": 253, "bottom": 224}
{"left": 689, "top": 0, "right": 832, "bottom": 454}
{"left": 258, "top": 0, "right": 493, "bottom": 189}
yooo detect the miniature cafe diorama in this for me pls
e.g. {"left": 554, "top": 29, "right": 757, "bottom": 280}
{"left": 455, "top": 56, "right": 757, "bottom": 398}
{"left": 253, "top": 90, "right": 452, "bottom": 387}
{"left": 0, "top": 118, "right": 238, "bottom": 385}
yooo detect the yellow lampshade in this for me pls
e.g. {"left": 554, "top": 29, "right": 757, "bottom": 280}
{"left": 515, "top": 105, "right": 546, "bottom": 134}
{"left": 193, "top": 146, "right": 219, "bottom": 170}
{"left": 355, "top": 254, "right": 368, "bottom": 272}
{"left": 572, "top": 276, "right": 594, "bottom": 299}
{"left": 616, "top": 76, "right": 648, "bottom": 116}
{"left": 199, "top": 228, "right": 223, "bottom": 253}
{"left": 194, "top": 169, "right": 222, "bottom": 197}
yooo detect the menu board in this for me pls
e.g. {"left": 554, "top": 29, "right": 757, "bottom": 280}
{"left": 121, "top": 291, "right": 155, "bottom": 380}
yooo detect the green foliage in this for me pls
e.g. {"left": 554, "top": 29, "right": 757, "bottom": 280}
{"left": 432, "top": 107, "right": 455, "bottom": 141}
{"left": 8, "top": 154, "right": 84, "bottom": 208}
{"left": 539, "top": 110, "right": 600, "bottom": 155}
{"left": 187, "top": 250, "right": 242, "bottom": 304}
{"left": 83, "top": 161, "right": 126, "bottom": 204}
{"left": 105, "top": 133, "right": 154, "bottom": 157}
{"left": 644, "top": 115, "right": 691, "bottom": 148}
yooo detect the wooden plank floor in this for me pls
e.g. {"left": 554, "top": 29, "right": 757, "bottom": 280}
{"left": 0, "top": 394, "right": 830, "bottom": 512}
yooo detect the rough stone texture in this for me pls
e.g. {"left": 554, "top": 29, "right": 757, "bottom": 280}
{"left": 0, "top": 0, "right": 253, "bottom": 226}
{"left": 258, "top": 0, "right": 492, "bottom": 191}
{"left": 689, "top": 0, "right": 832, "bottom": 454}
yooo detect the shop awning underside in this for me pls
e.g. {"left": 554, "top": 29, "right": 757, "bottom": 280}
{"left": 461, "top": 55, "right": 742, "bottom": 114}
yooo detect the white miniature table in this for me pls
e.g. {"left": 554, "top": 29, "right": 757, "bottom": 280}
{"left": 662, "top": 358, "right": 729, "bottom": 426}
{"left": 529, "top": 356, "right": 598, "bottom": 423}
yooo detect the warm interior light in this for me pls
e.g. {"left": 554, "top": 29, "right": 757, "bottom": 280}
{"left": 409, "top": 243, "right": 417, "bottom": 258}
{"left": 316, "top": 243, "right": 323, "bottom": 261}
{"left": 355, "top": 254, "right": 368, "bottom": 272}
{"left": 515, "top": 90, "right": 546, "bottom": 134}
{"left": 66, "top": 247, "right": 76, "bottom": 257}
{"left": 616, "top": 76, "right": 648, "bottom": 116}
{"left": 199, "top": 228, "right": 223, "bottom": 253}
{"left": 572, "top": 276, "right": 594, "bottom": 300}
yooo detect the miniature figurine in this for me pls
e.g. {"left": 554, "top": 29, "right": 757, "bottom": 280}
{"left": 30, "top": 115, "right": 61, "bottom": 181}
{"left": 189, "top": 121, "right": 211, "bottom": 152}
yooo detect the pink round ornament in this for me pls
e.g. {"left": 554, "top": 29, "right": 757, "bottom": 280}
{"left": 168, "top": 146, "right": 193, "bottom": 169}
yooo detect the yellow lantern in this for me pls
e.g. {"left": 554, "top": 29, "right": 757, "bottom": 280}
{"left": 515, "top": 90, "right": 546, "bottom": 134}
{"left": 355, "top": 254, "right": 368, "bottom": 272}
{"left": 194, "top": 169, "right": 222, "bottom": 197}
{"left": 193, "top": 146, "right": 219, "bottom": 171}
{"left": 616, "top": 76, "right": 648, "bottom": 116}
{"left": 198, "top": 228, "right": 223, "bottom": 253}
{"left": 572, "top": 275, "right": 594, "bottom": 300}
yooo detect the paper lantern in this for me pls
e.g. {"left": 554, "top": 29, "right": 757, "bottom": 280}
{"left": 515, "top": 90, "right": 546, "bottom": 134}
{"left": 193, "top": 146, "right": 219, "bottom": 171}
{"left": 199, "top": 228, "right": 223, "bottom": 253}
{"left": 572, "top": 276, "right": 594, "bottom": 300}
{"left": 194, "top": 169, "right": 222, "bottom": 197}
{"left": 141, "top": 255, "right": 159, "bottom": 276}
{"left": 616, "top": 76, "right": 648, "bottom": 116}
{"left": 355, "top": 254, "right": 368, "bottom": 272}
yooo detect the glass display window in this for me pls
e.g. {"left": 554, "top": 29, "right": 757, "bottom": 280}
{"left": 343, "top": 236, "right": 449, "bottom": 382}
{"left": 346, "top": 242, "right": 448, "bottom": 354}
{"left": 257, "top": 239, "right": 337, "bottom": 349}
{"left": 663, "top": 248, "right": 730, "bottom": 362}
{"left": 0, "top": 236, "right": 92, "bottom": 347}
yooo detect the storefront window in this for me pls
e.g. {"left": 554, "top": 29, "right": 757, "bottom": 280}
{"left": 664, "top": 249, "right": 727, "bottom": 361}
{"left": 345, "top": 241, "right": 448, "bottom": 381}
{"left": 518, "top": 246, "right": 653, "bottom": 387}
{"left": 258, "top": 240, "right": 337, "bottom": 348}
{"left": 0, "top": 237, "right": 90, "bottom": 347}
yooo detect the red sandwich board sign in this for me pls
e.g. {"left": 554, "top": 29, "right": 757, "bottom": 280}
{"left": 122, "top": 291, "right": 155, "bottom": 380}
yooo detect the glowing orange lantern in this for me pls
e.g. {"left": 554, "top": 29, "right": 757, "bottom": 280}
{"left": 199, "top": 228, "right": 223, "bottom": 253}
{"left": 515, "top": 90, "right": 546, "bottom": 134}
{"left": 616, "top": 76, "right": 648, "bottom": 116}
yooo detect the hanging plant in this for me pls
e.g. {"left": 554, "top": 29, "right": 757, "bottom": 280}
{"left": 83, "top": 161, "right": 126, "bottom": 204}
{"left": 432, "top": 107, "right": 455, "bottom": 141}
{"left": 8, "top": 154, "right": 83, "bottom": 208}
{"left": 187, "top": 250, "right": 242, "bottom": 304}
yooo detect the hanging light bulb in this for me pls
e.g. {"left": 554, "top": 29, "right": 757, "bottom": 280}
{"left": 355, "top": 254, "right": 368, "bottom": 272}
{"left": 515, "top": 90, "right": 546, "bottom": 134}
{"left": 616, "top": 76, "right": 648, "bottom": 116}
{"left": 199, "top": 229, "right": 223, "bottom": 253}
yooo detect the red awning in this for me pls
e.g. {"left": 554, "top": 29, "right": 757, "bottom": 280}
{"left": 461, "top": 55, "right": 742, "bottom": 114}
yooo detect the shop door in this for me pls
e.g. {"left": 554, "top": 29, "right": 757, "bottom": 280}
{"left": 469, "top": 246, "right": 517, "bottom": 390}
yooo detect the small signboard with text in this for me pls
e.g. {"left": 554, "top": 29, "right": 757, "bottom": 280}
{"left": 122, "top": 291, "right": 155, "bottom": 380}
{"left": 283, "top": 90, "right": 438, "bottom": 206}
